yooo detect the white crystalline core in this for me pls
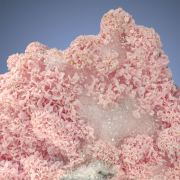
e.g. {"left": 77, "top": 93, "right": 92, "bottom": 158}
{"left": 79, "top": 96, "right": 156, "bottom": 143}
{"left": 44, "top": 56, "right": 65, "bottom": 70}
{"left": 44, "top": 49, "right": 66, "bottom": 70}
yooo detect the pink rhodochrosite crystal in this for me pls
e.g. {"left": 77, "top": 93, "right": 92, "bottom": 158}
{"left": 0, "top": 8, "right": 180, "bottom": 179}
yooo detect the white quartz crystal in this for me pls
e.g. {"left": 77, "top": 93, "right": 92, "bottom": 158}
{"left": 80, "top": 96, "right": 156, "bottom": 144}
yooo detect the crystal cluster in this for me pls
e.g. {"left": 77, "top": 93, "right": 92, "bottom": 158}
{"left": 0, "top": 8, "right": 179, "bottom": 179}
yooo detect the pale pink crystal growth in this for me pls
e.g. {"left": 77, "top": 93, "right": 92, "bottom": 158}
{"left": 0, "top": 8, "right": 180, "bottom": 179}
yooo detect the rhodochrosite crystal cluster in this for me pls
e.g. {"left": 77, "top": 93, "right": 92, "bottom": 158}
{"left": 0, "top": 8, "right": 180, "bottom": 180}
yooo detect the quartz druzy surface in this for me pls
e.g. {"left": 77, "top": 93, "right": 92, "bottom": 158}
{"left": 0, "top": 8, "right": 180, "bottom": 179}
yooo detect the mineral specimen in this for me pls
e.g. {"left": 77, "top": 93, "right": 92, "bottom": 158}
{"left": 0, "top": 8, "right": 180, "bottom": 179}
